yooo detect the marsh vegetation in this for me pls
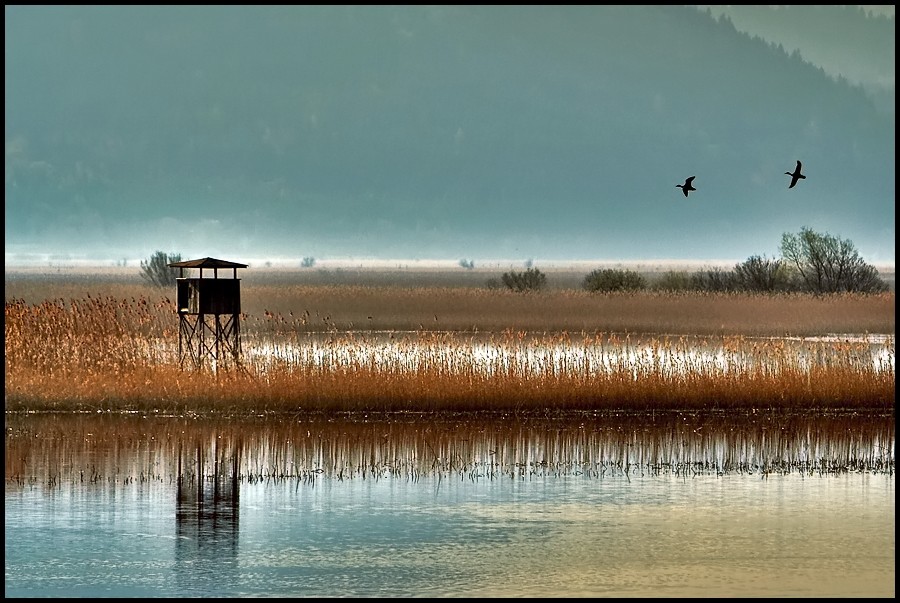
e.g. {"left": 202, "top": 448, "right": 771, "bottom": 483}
{"left": 4, "top": 271, "right": 894, "bottom": 414}
{"left": 5, "top": 270, "right": 895, "bottom": 600}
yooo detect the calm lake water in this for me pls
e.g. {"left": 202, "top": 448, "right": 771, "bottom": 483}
{"left": 5, "top": 412, "right": 895, "bottom": 598}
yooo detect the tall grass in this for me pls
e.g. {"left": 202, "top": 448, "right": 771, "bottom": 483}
{"left": 5, "top": 278, "right": 895, "bottom": 335}
{"left": 241, "top": 286, "right": 896, "bottom": 335}
{"left": 5, "top": 291, "right": 894, "bottom": 414}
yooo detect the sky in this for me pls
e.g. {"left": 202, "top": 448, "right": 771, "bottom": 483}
{"left": 5, "top": 5, "right": 895, "bottom": 267}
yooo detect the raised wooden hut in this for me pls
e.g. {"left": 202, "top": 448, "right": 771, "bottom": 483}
{"left": 167, "top": 257, "right": 248, "bottom": 371}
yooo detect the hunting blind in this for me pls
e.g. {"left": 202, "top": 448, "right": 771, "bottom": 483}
{"left": 168, "top": 257, "right": 248, "bottom": 371}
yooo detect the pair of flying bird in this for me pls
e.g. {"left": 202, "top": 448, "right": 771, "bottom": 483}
{"left": 676, "top": 160, "right": 806, "bottom": 197}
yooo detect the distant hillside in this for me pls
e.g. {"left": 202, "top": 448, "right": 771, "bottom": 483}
{"left": 701, "top": 5, "right": 894, "bottom": 115}
{"left": 5, "top": 5, "right": 894, "bottom": 263}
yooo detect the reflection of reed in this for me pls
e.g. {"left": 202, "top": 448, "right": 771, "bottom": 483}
{"left": 5, "top": 413, "right": 894, "bottom": 488}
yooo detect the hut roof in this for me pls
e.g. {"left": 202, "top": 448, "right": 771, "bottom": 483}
{"left": 168, "top": 257, "right": 248, "bottom": 269}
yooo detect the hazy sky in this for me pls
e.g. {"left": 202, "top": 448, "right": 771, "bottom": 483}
{"left": 5, "top": 5, "right": 895, "bottom": 266}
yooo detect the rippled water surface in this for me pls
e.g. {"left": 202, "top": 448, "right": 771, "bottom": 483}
{"left": 242, "top": 331, "right": 895, "bottom": 377}
{"left": 5, "top": 413, "right": 895, "bottom": 597}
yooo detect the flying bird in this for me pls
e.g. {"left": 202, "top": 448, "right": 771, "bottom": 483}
{"left": 676, "top": 176, "right": 696, "bottom": 197}
{"left": 785, "top": 160, "right": 806, "bottom": 188}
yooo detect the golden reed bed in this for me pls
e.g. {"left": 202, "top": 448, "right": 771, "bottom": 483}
{"left": 4, "top": 277, "right": 895, "bottom": 415}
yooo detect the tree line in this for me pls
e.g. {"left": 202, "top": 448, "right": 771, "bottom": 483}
{"left": 501, "top": 227, "right": 890, "bottom": 294}
{"left": 139, "top": 227, "right": 890, "bottom": 295}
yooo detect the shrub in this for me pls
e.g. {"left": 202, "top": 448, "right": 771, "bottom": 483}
{"left": 583, "top": 268, "right": 646, "bottom": 292}
{"left": 139, "top": 251, "right": 181, "bottom": 288}
{"left": 502, "top": 267, "right": 547, "bottom": 292}
{"left": 653, "top": 271, "right": 693, "bottom": 292}
{"left": 733, "top": 255, "right": 792, "bottom": 292}
{"left": 690, "top": 267, "right": 738, "bottom": 292}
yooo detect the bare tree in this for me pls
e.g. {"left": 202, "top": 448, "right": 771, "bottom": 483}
{"left": 140, "top": 251, "right": 182, "bottom": 288}
{"left": 780, "top": 227, "right": 889, "bottom": 293}
{"left": 733, "top": 255, "right": 791, "bottom": 292}
{"left": 690, "top": 267, "right": 738, "bottom": 292}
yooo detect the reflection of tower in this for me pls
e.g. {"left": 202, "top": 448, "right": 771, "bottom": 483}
{"left": 168, "top": 257, "right": 248, "bottom": 371}
{"left": 175, "top": 438, "right": 242, "bottom": 582}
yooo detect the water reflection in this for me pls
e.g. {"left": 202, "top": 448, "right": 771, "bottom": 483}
{"left": 174, "top": 441, "right": 241, "bottom": 567}
{"left": 5, "top": 411, "right": 893, "bottom": 487}
{"left": 4, "top": 412, "right": 894, "bottom": 598}
{"left": 243, "top": 332, "right": 895, "bottom": 378}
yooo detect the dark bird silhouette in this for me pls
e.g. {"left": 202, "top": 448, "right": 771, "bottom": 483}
{"left": 785, "top": 160, "right": 806, "bottom": 188}
{"left": 676, "top": 176, "right": 696, "bottom": 197}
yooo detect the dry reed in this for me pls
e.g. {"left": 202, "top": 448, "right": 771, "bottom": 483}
{"left": 4, "top": 290, "right": 894, "bottom": 414}
{"left": 5, "top": 277, "right": 895, "bottom": 335}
